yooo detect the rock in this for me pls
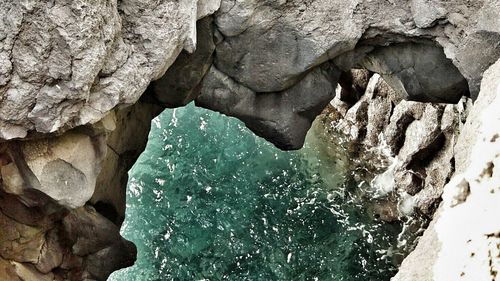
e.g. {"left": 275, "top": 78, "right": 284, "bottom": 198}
{"left": 364, "top": 94, "right": 392, "bottom": 147}
{"left": 395, "top": 170, "right": 423, "bottom": 196}
{"left": 397, "top": 104, "right": 443, "bottom": 167}
{"left": 0, "top": 0, "right": 220, "bottom": 139}
{"left": 1, "top": 163, "right": 24, "bottom": 195}
{"left": 196, "top": 63, "right": 339, "bottom": 150}
{"left": 360, "top": 43, "right": 469, "bottom": 103}
{"left": 11, "top": 262, "right": 55, "bottom": 281}
{"left": 62, "top": 206, "right": 137, "bottom": 280}
{"left": 393, "top": 57, "right": 500, "bottom": 281}
{"left": 0, "top": 211, "right": 44, "bottom": 264}
{"left": 369, "top": 199, "right": 400, "bottom": 222}
{"left": 0, "top": 1, "right": 499, "bottom": 280}
{"left": 91, "top": 73, "right": 175, "bottom": 227}
{"left": 214, "top": 0, "right": 362, "bottom": 92}
{"left": 35, "top": 229, "right": 63, "bottom": 274}
{"left": 410, "top": 0, "right": 447, "bottom": 28}
{"left": 18, "top": 132, "right": 106, "bottom": 209}
{"left": 197, "top": 0, "right": 221, "bottom": 19}
{"left": 152, "top": 17, "right": 216, "bottom": 108}
{"left": 0, "top": 258, "right": 21, "bottom": 281}
{"left": 384, "top": 101, "right": 426, "bottom": 155}
{"left": 338, "top": 69, "right": 372, "bottom": 105}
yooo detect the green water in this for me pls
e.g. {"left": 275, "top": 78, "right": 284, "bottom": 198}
{"left": 109, "top": 104, "right": 404, "bottom": 281}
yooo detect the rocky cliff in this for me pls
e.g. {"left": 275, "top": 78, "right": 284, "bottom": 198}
{"left": 0, "top": 0, "right": 499, "bottom": 280}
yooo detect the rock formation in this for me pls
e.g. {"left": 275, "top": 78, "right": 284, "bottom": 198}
{"left": 321, "top": 72, "right": 469, "bottom": 218}
{"left": 0, "top": 0, "right": 498, "bottom": 280}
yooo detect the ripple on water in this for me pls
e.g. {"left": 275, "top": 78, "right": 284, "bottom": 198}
{"left": 109, "top": 104, "right": 408, "bottom": 281}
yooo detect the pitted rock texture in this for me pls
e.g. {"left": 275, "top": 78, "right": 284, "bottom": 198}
{"left": 0, "top": 1, "right": 499, "bottom": 281}
{"left": 0, "top": 92, "right": 161, "bottom": 280}
{"left": 322, "top": 72, "right": 469, "bottom": 218}
{"left": 393, "top": 57, "right": 500, "bottom": 281}
{"left": 0, "top": 0, "right": 219, "bottom": 140}
{"left": 1, "top": 0, "right": 499, "bottom": 147}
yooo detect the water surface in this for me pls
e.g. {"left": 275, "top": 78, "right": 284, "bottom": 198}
{"left": 109, "top": 104, "right": 404, "bottom": 281}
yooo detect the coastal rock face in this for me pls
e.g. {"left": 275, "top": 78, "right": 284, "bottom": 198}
{"left": 393, "top": 57, "right": 500, "bottom": 281}
{"left": 196, "top": 63, "right": 339, "bottom": 150}
{"left": 0, "top": 93, "right": 161, "bottom": 280}
{"left": 323, "top": 73, "right": 468, "bottom": 218}
{"left": 2, "top": 0, "right": 499, "bottom": 147}
{"left": 0, "top": 0, "right": 499, "bottom": 280}
{"left": 0, "top": 0, "right": 216, "bottom": 139}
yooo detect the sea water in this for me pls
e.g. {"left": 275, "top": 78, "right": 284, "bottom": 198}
{"left": 109, "top": 103, "right": 405, "bottom": 281}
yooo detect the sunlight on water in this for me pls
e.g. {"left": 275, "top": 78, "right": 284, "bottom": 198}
{"left": 109, "top": 103, "right": 405, "bottom": 281}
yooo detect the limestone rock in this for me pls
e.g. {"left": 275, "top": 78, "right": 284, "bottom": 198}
{"left": 214, "top": 0, "right": 362, "bottom": 92}
{"left": 385, "top": 101, "right": 427, "bottom": 155}
{"left": 18, "top": 132, "right": 105, "bottom": 209}
{"left": 360, "top": 43, "right": 469, "bottom": 103}
{"left": 197, "top": 0, "right": 221, "bottom": 19}
{"left": 152, "top": 17, "right": 216, "bottom": 108}
{"left": 0, "top": 0, "right": 219, "bottom": 139}
{"left": 0, "top": 211, "right": 44, "bottom": 264}
{"left": 393, "top": 57, "right": 500, "bottom": 281}
{"left": 197, "top": 63, "right": 339, "bottom": 150}
{"left": 410, "top": 0, "right": 447, "bottom": 28}
{"left": 35, "top": 229, "right": 63, "bottom": 274}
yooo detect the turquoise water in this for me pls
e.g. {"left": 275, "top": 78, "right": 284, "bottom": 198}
{"left": 109, "top": 104, "right": 404, "bottom": 281}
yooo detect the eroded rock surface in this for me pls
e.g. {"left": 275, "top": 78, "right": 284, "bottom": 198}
{"left": 393, "top": 57, "right": 500, "bottom": 281}
{"left": 0, "top": 0, "right": 499, "bottom": 280}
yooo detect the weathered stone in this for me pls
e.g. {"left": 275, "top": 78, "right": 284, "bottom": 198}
{"left": 152, "top": 17, "right": 215, "bottom": 108}
{"left": 19, "top": 132, "right": 105, "bottom": 209}
{"left": 384, "top": 101, "right": 427, "bottom": 155}
{"left": 35, "top": 229, "right": 63, "bottom": 274}
{"left": 11, "top": 262, "right": 55, "bottom": 281}
{"left": 338, "top": 69, "right": 372, "bottom": 105}
{"left": 197, "top": 63, "right": 339, "bottom": 150}
{"left": 410, "top": 0, "right": 447, "bottom": 28}
{"left": 1, "top": 163, "right": 24, "bottom": 195}
{"left": 361, "top": 43, "right": 469, "bottom": 103}
{"left": 0, "top": 0, "right": 220, "bottom": 139}
{"left": 0, "top": 211, "right": 44, "bottom": 264}
{"left": 62, "top": 206, "right": 136, "bottom": 280}
{"left": 394, "top": 57, "right": 500, "bottom": 281}
{"left": 395, "top": 170, "right": 423, "bottom": 196}
{"left": 364, "top": 95, "right": 392, "bottom": 147}
{"left": 0, "top": 1, "right": 499, "bottom": 280}
{"left": 92, "top": 95, "right": 163, "bottom": 225}
{"left": 0, "top": 258, "right": 21, "bottom": 281}
{"left": 197, "top": 0, "right": 221, "bottom": 19}
{"left": 214, "top": 0, "right": 362, "bottom": 92}
{"left": 395, "top": 104, "right": 443, "bottom": 166}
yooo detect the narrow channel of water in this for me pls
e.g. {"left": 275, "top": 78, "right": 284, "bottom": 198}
{"left": 109, "top": 103, "right": 406, "bottom": 281}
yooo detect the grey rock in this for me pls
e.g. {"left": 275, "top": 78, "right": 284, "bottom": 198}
{"left": 92, "top": 93, "right": 163, "bottom": 225}
{"left": 0, "top": 0, "right": 219, "bottom": 139}
{"left": 394, "top": 57, "right": 500, "bottom": 281}
{"left": 360, "top": 43, "right": 469, "bottom": 103}
{"left": 152, "top": 17, "right": 215, "bottom": 108}
{"left": 214, "top": 0, "right": 362, "bottom": 92}
{"left": 385, "top": 101, "right": 427, "bottom": 155}
{"left": 395, "top": 170, "right": 423, "bottom": 196}
{"left": 197, "top": 0, "right": 221, "bottom": 19}
{"left": 197, "top": 63, "right": 339, "bottom": 150}
{"left": 410, "top": 0, "right": 447, "bottom": 28}
{"left": 18, "top": 132, "right": 105, "bottom": 209}
{"left": 338, "top": 69, "right": 372, "bottom": 105}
